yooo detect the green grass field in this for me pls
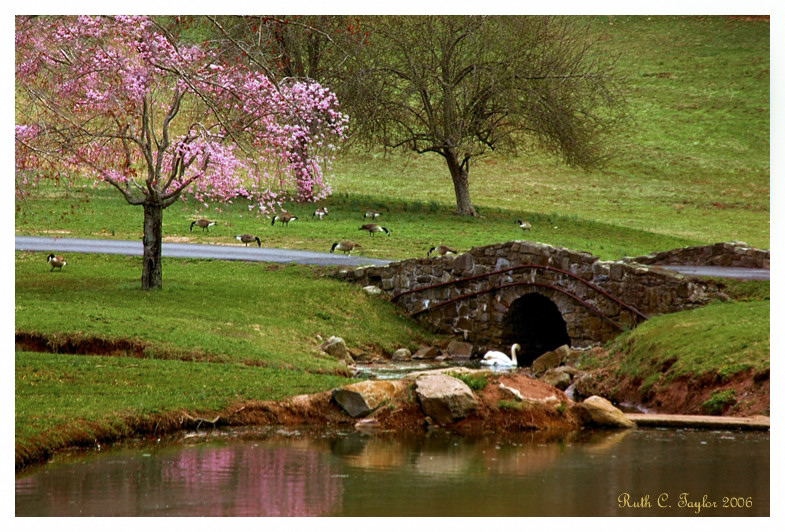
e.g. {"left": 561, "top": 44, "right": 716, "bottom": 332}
{"left": 14, "top": 16, "right": 770, "bottom": 468}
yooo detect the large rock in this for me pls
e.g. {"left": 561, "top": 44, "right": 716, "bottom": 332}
{"left": 415, "top": 374, "right": 478, "bottom": 425}
{"left": 531, "top": 344, "right": 571, "bottom": 376}
{"left": 446, "top": 340, "right": 473, "bottom": 359}
{"left": 540, "top": 367, "right": 573, "bottom": 390}
{"left": 572, "top": 395, "right": 636, "bottom": 429}
{"left": 412, "top": 346, "right": 440, "bottom": 360}
{"left": 320, "top": 336, "right": 354, "bottom": 364}
{"left": 332, "top": 380, "right": 407, "bottom": 418}
{"left": 391, "top": 348, "right": 412, "bottom": 361}
{"left": 362, "top": 285, "right": 383, "bottom": 295}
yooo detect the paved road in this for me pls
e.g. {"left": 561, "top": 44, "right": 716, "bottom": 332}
{"left": 15, "top": 236, "right": 769, "bottom": 280}
{"left": 15, "top": 236, "right": 393, "bottom": 268}
{"left": 653, "top": 264, "right": 770, "bottom": 281}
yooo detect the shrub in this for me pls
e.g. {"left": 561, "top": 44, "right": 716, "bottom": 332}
{"left": 701, "top": 390, "right": 737, "bottom": 415}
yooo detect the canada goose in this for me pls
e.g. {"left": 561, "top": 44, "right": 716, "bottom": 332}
{"left": 235, "top": 234, "right": 261, "bottom": 247}
{"left": 359, "top": 223, "right": 390, "bottom": 236}
{"left": 330, "top": 241, "right": 362, "bottom": 254}
{"left": 190, "top": 219, "right": 216, "bottom": 232}
{"left": 312, "top": 207, "right": 328, "bottom": 220}
{"left": 46, "top": 253, "right": 66, "bottom": 271}
{"left": 515, "top": 219, "right": 532, "bottom": 231}
{"left": 363, "top": 210, "right": 381, "bottom": 220}
{"left": 272, "top": 213, "right": 298, "bottom": 226}
{"left": 427, "top": 245, "right": 457, "bottom": 257}
{"left": 480, "top": 343, "right": 520, "bottom": 367}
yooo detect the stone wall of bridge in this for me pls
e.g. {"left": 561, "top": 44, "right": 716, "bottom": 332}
{"left": 336, "top": 240, "right": 730, "bottom": 365}
{"left": 624, "top": 241, "right": 769, "bottom": 269}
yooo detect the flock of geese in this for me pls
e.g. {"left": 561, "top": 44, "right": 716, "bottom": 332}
{"left": 183, "top": 208, "right": 395, "bottom": 256}
{"left": 187, "top": 207, "right": 521, "bottom": 258}
{"left": 45, "top": 207, "right": 533, "bottom": 272}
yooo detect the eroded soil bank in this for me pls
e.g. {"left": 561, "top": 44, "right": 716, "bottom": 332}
{"left": 572, "top": 354, "right": 770, "bottom": 418}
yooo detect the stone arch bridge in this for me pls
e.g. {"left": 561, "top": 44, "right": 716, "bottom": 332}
{"left": 335, "top": 240, "right": 764, "bottom": 366}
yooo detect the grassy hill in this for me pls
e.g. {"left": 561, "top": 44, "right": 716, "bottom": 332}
{"left": 14, "top": 16, "right": 770, "bottom": 468}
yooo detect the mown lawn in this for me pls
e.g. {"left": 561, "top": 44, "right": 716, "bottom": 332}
{"left": 15, "top": 252, "right": 436, "bottom": 369}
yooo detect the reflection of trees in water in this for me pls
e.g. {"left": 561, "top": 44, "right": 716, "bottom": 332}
{"left": 161, "top": 444, "right": 343, "bottom": 516}
{"left": 16, "top": 442, "right": 342, "bottom": 516}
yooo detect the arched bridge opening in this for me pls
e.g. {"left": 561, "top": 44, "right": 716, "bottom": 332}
{"left": 501, "top": 293, "right": 571, "bottom": 366}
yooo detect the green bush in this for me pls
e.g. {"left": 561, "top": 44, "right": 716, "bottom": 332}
{"left": 701, "top": 390, "right": 737, "bottom": 415}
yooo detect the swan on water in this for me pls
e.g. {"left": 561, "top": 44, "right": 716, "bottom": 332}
{"left": 480, "top": 343, "right": 520, "bottom": 367}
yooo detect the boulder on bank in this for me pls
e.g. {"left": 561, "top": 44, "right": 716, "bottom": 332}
{"left": 541, "top": 367, "right": 573, "bottom": 390}
{"left": 572, "top": 395, "right": 636, "bottom": 429}
{"left": 415, "top": 374, "right": 478, "bottom": 426}
{"left": 531, "top": 345, "right": 571, "bottom": 376}
{"left": 391, "top": 348, "right": 412, "bottom": 361}
{"left": 332, "top": 380, "right": 407, "bottom": 418}
{"left": 446, "top": 340, "right": 474, "bottom": 359}
{"left": 412, "top": 346, "right": 440, "bottom": 360}
{"left": 320, "top": 336, "right": 354, "bottom": 364}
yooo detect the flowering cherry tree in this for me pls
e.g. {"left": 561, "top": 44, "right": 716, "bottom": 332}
{"left": 15, "top": 15, "right": 348, "bottom": 289}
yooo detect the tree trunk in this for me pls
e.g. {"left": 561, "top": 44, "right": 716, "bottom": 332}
{"left": 444, "top": 149, "right": 478, "bottom": 216}
{"left": 141, "top": 199, "right": 164, "bottom": 290}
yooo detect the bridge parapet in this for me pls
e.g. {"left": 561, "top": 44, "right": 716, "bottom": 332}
{"left": 336, "top": 241, "right": 726, "bottom": 361}
{"left": 623, "top": 241, "right": 769, "bottom": 269}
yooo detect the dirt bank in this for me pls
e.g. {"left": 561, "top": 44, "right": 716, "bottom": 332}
{"left": 573, "top": 363, "right": 770, "bottom": 417}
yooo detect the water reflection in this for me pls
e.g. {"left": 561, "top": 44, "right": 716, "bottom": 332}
{"left": 16, "top": 427, "right": 769, "bottom": 517}
{"left": 16, "top": 435, "right": 343, "bottom": 516}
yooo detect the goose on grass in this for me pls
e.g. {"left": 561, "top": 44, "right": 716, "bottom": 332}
{"left": 190, "top": 219, "right": 216, "bottom": 232}
{"left": 46, "top": 254, "right": 67, "bottom": 271}
{"left": 330, "top": 241, "right": 362, "bottom": 255}
{"left": 235, "top": 234, "right": 261, "bottom": 247}
{"left": 359, "top": 223, "right": 390, "bottom": 236}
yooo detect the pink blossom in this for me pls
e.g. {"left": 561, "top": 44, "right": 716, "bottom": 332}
{"left": 15, "top": 15, "right": 348, "bottom": 210}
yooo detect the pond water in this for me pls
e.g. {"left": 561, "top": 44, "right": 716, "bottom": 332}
{"left": 16, "top": 426, "right": 769, "bottom": 517}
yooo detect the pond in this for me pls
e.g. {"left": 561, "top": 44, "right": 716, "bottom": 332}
{"left": 15, "top": 426, "right": 769, "bottom": 517}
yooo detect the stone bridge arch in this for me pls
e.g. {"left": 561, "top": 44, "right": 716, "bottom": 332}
{"left": 337, "top": 240, "right": 727, "bottom": 359}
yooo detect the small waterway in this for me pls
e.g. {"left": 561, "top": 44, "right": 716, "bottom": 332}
{"left": 16, "top": 426, "right": 768, "bottom": 517}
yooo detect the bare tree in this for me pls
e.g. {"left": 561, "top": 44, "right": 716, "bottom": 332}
{"left": 206, "top": 16, "right": 627, "bottom": 216}
{"left": 342, "top": 16, "right": 628, "bottom": 216}
{"left": 205, "top": 15, "right": 363, "bottom": 83}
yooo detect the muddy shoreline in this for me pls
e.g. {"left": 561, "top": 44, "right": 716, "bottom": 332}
{"left": 15, "top": 367, "right": 769, "bottom": 473}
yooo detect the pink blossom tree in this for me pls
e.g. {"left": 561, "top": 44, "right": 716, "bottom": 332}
{"left": 15, "top": 15, "right": 348, "bottom": 289}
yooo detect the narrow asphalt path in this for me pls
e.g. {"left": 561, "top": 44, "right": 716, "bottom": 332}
{"left": 15, "top": 236, "right": 769, "bottom": 280}
{"left": 15, "top": 236, "right": 392, "bottom": 268}
{"left": 652, "top": 264, "right": 770, "bottom": 281}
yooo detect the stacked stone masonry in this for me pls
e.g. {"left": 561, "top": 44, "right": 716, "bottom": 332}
{"left": 336, "top": 240, "right": 743, "bottom": 352}
{"left": 625, "top": 241, "right": 769, "bottom": 269}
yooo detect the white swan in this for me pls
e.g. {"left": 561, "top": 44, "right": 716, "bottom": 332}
{"left": 480, "top": 343, "right": 520, "bottom": 367}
